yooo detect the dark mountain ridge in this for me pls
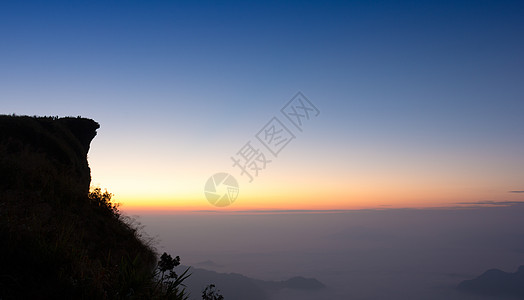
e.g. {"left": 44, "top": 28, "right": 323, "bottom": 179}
{"left": 183, "top": 265, "right": 325, "bottom": 300}
{"left": 457, "top": 265, "right": 524, "bottom": 299}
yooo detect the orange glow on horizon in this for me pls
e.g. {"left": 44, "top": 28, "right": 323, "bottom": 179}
{"left": 115, "top": 187, "right": 524, "bottom": 213}
{"left": 89, "top": 140, "right": 524, "bottom": 213}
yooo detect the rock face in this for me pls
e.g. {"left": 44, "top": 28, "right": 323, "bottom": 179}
{"left": 457, "top": 265, "right": 524, "bottom": 298}
{"left": 0, "top": 115, "right": 100, "bottom": 202}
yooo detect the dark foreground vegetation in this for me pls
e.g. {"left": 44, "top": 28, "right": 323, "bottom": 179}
{"left": 0, "top": 115, "right": 205, "bottom": 299}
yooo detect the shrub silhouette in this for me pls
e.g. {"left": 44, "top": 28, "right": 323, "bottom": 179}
{"left": 153, "top": 252, "right": 191, "bottom": 299}
{"left": 89, "top": 187, "right": 120, "bottom": 218}
{"left": 202, "top": 284, "right": 225, "bottom": 300}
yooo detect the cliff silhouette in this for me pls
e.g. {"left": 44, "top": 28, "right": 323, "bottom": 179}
{"left": 0, "top": 116, "right": 99, "bottom": 200}
{"left": 0, "top": 115, "right": 160, "bottom": 299}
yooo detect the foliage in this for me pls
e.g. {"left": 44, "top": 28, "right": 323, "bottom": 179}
{"left": 89, "top": 187, "right": 120, "bottom": 218}
{"left": 152, "top": 252, "right": 191, "bottom": 300}
{"left": 202, "top": 284, "right": 225, "bottom": 300}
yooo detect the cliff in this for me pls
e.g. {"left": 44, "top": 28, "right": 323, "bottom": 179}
{"left": 0, "top": 116, "right": 100, "bottom": 199}
{"left": 0, "top": 115, "right": 157, "bottom": 299}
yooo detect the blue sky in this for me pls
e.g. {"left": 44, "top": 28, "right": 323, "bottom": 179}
{"left": 1, "top": 1, "right": 523, "bottom": 209}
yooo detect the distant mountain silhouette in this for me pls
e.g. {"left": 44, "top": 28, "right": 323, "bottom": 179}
{"left": 183, "top": 266, "right": 325, "bottom": 300}
{"left": 193, "top": 259, "right": 225, "bottom": 268}
{"left": 457, "top": 265, "right": 524, "bottom": 298}
{"left": 256, "top": 275, "right": 326, "bottom": 291}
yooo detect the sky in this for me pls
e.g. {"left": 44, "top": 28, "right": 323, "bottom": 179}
{"left": 1, "top": 0, "right": 523, "bottom": 211}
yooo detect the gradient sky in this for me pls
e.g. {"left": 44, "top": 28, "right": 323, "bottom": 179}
{"left": 1, "top": 1, "right": 523, "bottom": 210}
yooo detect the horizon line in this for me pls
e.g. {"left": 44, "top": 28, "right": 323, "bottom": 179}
{"left": 119, "top": 201, "right": 524, "bottom": 214}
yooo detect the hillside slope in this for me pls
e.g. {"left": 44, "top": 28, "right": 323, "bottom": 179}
{"left": 0, "top": 115, "right": 157, "bottom": 299}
